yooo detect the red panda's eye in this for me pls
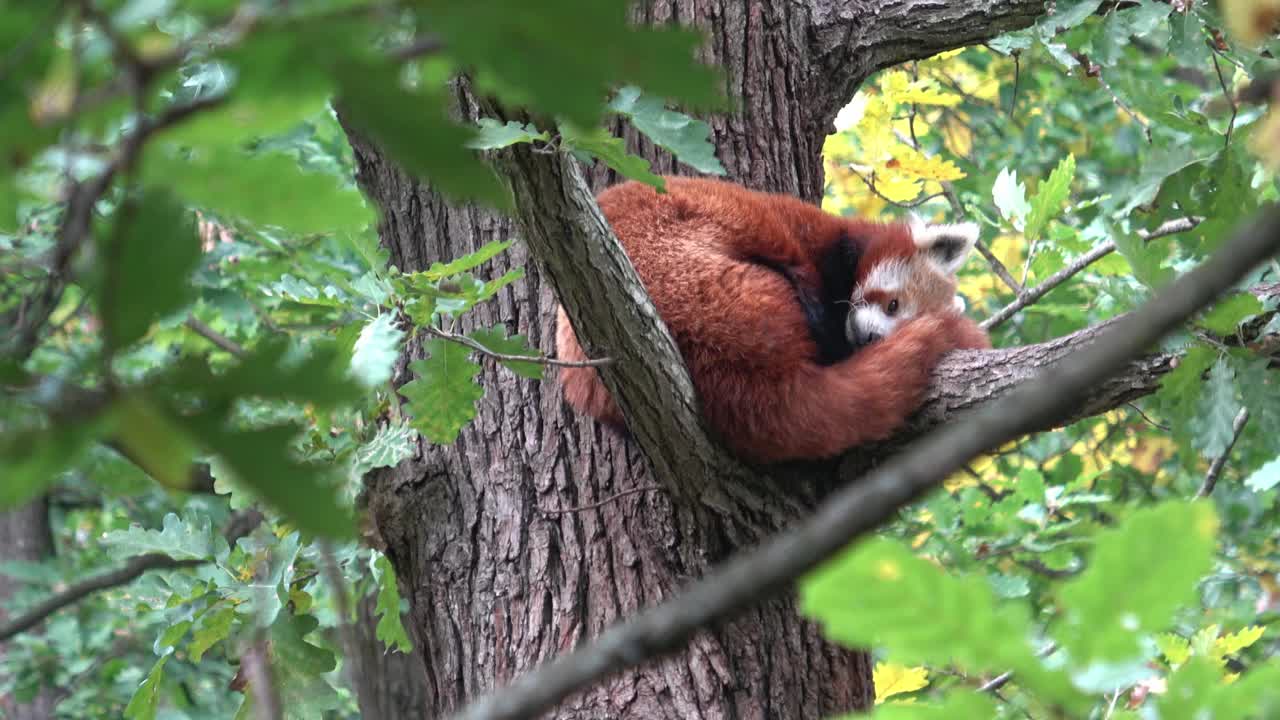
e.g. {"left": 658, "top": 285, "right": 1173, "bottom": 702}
{"left": 886, "top": 299, "right": 899, "bottom": 316}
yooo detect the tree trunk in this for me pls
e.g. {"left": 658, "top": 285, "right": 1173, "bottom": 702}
{"left": 0, "top": 499, "right": 57, "bottom": 720}
{"left": 352, "top": 593, "right": 432, "bottom": 720}
{"left": 343, "top": 1, "right": 1047, "bottom": 717}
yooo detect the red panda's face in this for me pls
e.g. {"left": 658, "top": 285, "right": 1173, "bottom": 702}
{"left": 847, "top": 218, "right": 979, "bottom": 346}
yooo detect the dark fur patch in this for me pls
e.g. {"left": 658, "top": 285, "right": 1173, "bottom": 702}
{"left": 751, "top": 233, "right": 862, "bottom": 365}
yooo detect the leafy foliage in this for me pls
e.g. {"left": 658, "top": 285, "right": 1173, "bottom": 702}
{"left": 1, "top": 0, "right": 1278, "bottom": 717}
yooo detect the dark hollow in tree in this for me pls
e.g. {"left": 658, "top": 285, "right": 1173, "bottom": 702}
{"left": 342, "top": 1, "right": 1048, "bottom": 717}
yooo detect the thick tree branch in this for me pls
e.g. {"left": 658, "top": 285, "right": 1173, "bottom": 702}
{"left": 451, "top": 207, "right": 1280, "bottom": 720}
{"left": 489, "top": 140, "right": 754, "bottom": 496}
{"left": 808, "top": 0, "right": 1048, "bottom": 126}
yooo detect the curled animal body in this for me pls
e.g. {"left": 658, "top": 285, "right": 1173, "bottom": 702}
{"left": 555, "top": 177, "right": 990, "bottom": 464}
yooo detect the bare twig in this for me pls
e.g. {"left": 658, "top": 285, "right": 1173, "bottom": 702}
{"left": 844, "top": 166, "right": 946, "bottom": 209}
{"left": 0, "top": 554, "right": 200, "bottom": 642}
{"left": 450, "top": 207, "right": 1280, "bottom": 720}
{"left": 1197, "top": 407, "right": 1250, "bottom": 498}
{"left": 185, "top": 315, "right": 247, "bottom": 357}
{"left": 941, "top": 167, "right": 1022, "bottom": 297}
{"left": 979, "top": 643, "right": 1057, "bottom": 694}
{"left": 0, "top": 510, "right": 261, "bottom": 642}
{"left": 1212, "top": 52, "right": 1239, "bottom": 149}
{"left": 982, "top": 217, "right": 1202, "bottom": 330}
{"left": 423, "top": 324, "right": 610, "bottom": 368}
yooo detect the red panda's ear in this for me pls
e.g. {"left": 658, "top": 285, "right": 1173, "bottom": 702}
{"left": 909, "top": 216, "right": 979, "bottom": 275}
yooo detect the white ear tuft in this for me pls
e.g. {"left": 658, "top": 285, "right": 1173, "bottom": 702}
{"left": 952, "top": 295, "right": 967, "bottom": 313}
{"left": 911, "top": 219, "right": 979, "bottom": 275}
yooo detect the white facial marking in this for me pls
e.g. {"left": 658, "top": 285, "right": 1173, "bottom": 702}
{"left": 863, "top": 259, "right": 908, "bottom": 295}
{"left": 851, "top": 304, "right": 896, "bottom": 342}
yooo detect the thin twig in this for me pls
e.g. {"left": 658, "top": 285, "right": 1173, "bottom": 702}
{"left": 1126, "top": 401, "right": 1170, "bottom": 431}
{"left": 424, "top": 325, "right": 610, "bottom": 368}
{"left": 1197, "top": 407, "right": 1250, "bottom": 498}
{"left": 1098, "top": 71, "right": 1152, "bottom": 143}
{"left": 940, "top": 180, "right": 1021, "bottom": 294}
{"left": 0, "top": 555, "right": 201, "bottom": 642}
{"left": 185, "top": 315, "right": 247, "bottom": 357}
{"left": 1212, "top": 52, "right": 1238, "bottom": 149}
{"left": 982, "top": 217, "right": 1202, "bottom": 330}
{"left": 980, "top": 643, "right": 1058, "bottom": 694}
{"left": 0, "top": 510, "right": 261, "bottom": 642}
{"left": 450, "top": 206, "right": 1280, "bottom": 720}
{"left": 538, "top": 485, "right": 660, "bottom": 516}
{"left": 845, "top": 166, "right": 945, "bottom": 209}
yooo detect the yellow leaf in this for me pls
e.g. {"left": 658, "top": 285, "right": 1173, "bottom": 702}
{"left": 893, "top": 149, "right": 966, "bottom": 182}
{"left": 1155, "top": 632, "right": 1192, "bottom": 667}
{"left": 874, "top": 173, "right": 922, "bottom": 203}
{"left": 873, "top": 662, "right": 930, "bottom": 704}
{"left": 1214, "top": 625, "right": 1266, "bottom": 657}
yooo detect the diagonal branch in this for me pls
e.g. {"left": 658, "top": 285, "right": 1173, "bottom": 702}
{"left": 488, "top": 127, "right": 755, "bottom": 497}
{"left": 0, "top": 509, "right": 262, "bottom": 643}
{"left": 808, "top": 0, "right": 1048, "bottom": 126}
{"left": 453, "top": 206, "right": 1280, "bottom": 720}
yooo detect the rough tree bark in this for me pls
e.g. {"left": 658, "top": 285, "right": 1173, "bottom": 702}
{"left": 0, "top": 500, "right": 57, "bottom": 720}
{"left": 343, "top": 2, "right": 1048, "bottom": 718}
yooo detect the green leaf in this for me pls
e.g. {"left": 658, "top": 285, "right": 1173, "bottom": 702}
{"left": 1199, "top": 294, "right": 1263, "bottom": 335}
{"left": 181, "top": 337, "right": 364, "bottom": 410}
{"left": 0, "top": 419, "right": 104, "bottom": 509}
{"left": 1244, "top": 455, "right": 1280, "bottom": 493}
{"left": 102, "top": 512, "right": 225, "bottom": 562}
{"left": 190, "top": 605, "right": 237, "bottom": 662}
{"left": 113, "top": 395, "right": 199, "bottom": 491}
{"left": 561, "top": 125, "right": 665, "bottom": 190}
{"left": 186, "top": 421, "right": 355, "bottom": 538}
{"left": 254, "top": 612, "right": 342, "bottom": 720}
{"left": 352, "top": 422, "right": 417, "bottom": 477}
{"left": 335, "top": 64, "right": 508, "bottom": 206}
{"left": 1044, "top": 0, "right": 1105, "bottom": 32}
{"left": 422, "top": 240, "right": 512, "bottom": 280}
{"left": 992, "top": 168, "right": 1031, "bottom": 229}
{"left": 1192, "top": 359, "right": 1242, "bottom": 459}
{"left": 351, "top": 314, "right": 404, "bottom": 388}
{"left": 1232, "top": 357, "right": 1280, "bottom": 453}
{"left": 123, "top": 656, "right": 168, "bottom": 720}
{"left": 466, "top": 119, "right": 549, "bottom": 150}
{"left": 1157, "top": 658, "right": 1280, "bottom": 720}
{"left": 99, "top": 190, "right": 201, "bottom": 351}
{"left": 1114, "top": 146, "right": 1216, "bottom": 220}
{"left": 801, "top": 538, "right": 1038, "bottom": 672}
{"left": 374, "top": 554, "right": 413, "bottom": 653}
{"left": 143, "top": 145, "right": 373, "bottom": 235}
{"left": 863, "top": 692, "right": 997, "bottom": 720}
{"left": 1055, "top": 502, "right": 1217, "bottom": 664}
{"left": 1024, "top": 154, "right": 1075, "bottom": 243}
{"left": 468, "top": 327, "right": 544, "bottom": 380}
{"left": 1113, "top": 223, "right": 1173, "bottom": 289}
{"left": 421, "top": 0, "right": 721, "bottom": 128}
{"left": 608, "top": 86, "right": 726, "bottom": 175}
{"left": 1157, "top": 345, "right": 1215, "bottom": 432}
{"left": 400, "top": 339, "right": 484, "bottom": 444}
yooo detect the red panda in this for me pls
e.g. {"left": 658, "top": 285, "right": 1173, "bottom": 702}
{"left": 555, "top": 176, "right": 990, "bottom": 464}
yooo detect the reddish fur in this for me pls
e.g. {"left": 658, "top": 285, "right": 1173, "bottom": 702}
{"left": 556, "top": 176, "right": 989, "bottom": 464}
